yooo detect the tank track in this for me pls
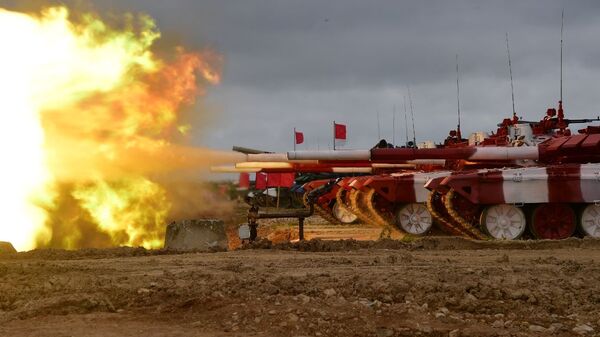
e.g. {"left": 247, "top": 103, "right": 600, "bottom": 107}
{"left": 335, "top": 188, "right": 354, "bottom": 216}
{"left": 303, "top": 191, "right": 346, "bottom": 226}
{"left": 426, "top": 191, "right": 474, "bottom": 238}
{"left": 364, "top": 188, "right": 397, "bottom": 228}
{"left": 364, "top": 188, "right": 407, "bottom": 239}
{"left": 315, "top": 204, "right": 346, "bottom": 226}
{"left": 349, "top": 189, "right": 404, "bottom": 239}
{"left": 308, "top": 188, "right": 485, "bottom": 239}
{"left": 339, "top": 188, "right": 403, "bottom": 237}
{"left": 444, "top": 189, "right": 486, "bottom": 240}
{"left": 348, "top": 190, "right": 383, "bottom": 228}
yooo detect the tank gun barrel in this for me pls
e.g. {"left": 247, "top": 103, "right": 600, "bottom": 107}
{"left": 210, "top": 166, "right": 260, "bottom": 173}
{"left": 287, "top": 150, "right": 371, "bottom": 161}
{"left": 246, "top": 153, "right": 293, "bottom": 162}
{"left": 235, "top": 161, "right": 419, "bottom": 171}
{"left": 287, "top": 147, "right": 540, "bottom": 162}
{"left": 232, "top": 146, "right": 270, "bottom": 154}
{"left": 562, "top": 117, "right": 600, "bottom": 124}
{"left": 210, "top": 165, "right": 373, "bottom": 174}
{"left": 370, "top": 146, "right": 539, "bottom": 161}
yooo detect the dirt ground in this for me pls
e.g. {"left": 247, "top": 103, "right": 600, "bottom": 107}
{"left": 1, "top": 218, "right": 600, "bottom": 337}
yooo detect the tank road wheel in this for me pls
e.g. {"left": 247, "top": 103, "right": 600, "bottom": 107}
{"left": 396, "top": 203, "right": 433, "bottom": 235}
{"left": 480, "top": 204, "right": 526, "bottom": 240}
{"left": 530, "top": 203, "right": 576, "bottom": 240}
{"left": 580, "top": 204, "right": 600, "bottom": 238}
{"left": 332, "top": 202, "right": 358, "bottom": 224}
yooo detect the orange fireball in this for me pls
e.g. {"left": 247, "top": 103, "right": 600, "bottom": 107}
{"left": 0, "top": 6, "right": 222, "bottom": 250}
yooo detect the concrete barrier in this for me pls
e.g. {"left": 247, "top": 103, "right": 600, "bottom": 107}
{"left": 164, "top": 219, "right": 228, "bottom": 251}
{"left": 0, "top": 241, "right": 16, "bottom": 254}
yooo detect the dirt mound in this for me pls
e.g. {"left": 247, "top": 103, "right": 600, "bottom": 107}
{"left": 1, "top": 244, "right": 600, "bottom": 336}
{"left": 0, "top": 242, "right": 16, "bottom": 254}
{"left": 164, "top": 219, "right": 228, "bottom": 251}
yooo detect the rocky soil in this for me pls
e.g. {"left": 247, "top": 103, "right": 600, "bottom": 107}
{"left": 1, "top": 236, "right": 600, "bottom": 337}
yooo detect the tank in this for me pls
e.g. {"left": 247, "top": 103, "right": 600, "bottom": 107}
{"left": 425, "top": 162, "right": 600, "bottom": 240}
{"left": 297, "top": 102, "right": 599, "bottom": 240}
{"left": 224, "top": 101, "right": 600, "bottom": 240}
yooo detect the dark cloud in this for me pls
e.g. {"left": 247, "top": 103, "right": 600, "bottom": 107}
{"left": 3, "top": 0, "right": 600, "bottom": 152}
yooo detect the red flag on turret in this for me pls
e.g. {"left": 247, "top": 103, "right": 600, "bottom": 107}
{"left": 334, "top": 122, "right": 347, "bottom": 148}
{"left": 334, "top": 123, "right": 346, "bottom": 140}
{"left": 295, "top": 131, "right": 304, "bottom": 144}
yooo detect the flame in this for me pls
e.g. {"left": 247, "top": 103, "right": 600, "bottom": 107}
{"left": 71, "top": 177, "right": 170, "bottom": 249}
{"left": 0, "top": 6, "right": 222, "bottom": 251}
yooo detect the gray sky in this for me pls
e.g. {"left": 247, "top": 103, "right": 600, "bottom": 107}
{"left": 5, "top": 0, "right": 600, "bottom": 151}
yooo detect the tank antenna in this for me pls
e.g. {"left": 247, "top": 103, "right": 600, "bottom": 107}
{"left": 455, "top": 54, "right": 462, "bottom": 140}
{"left": 505, "top": 33, "right": 517, "bottom": 121}
{"left": 407, "top": 86, "right": 417, "bottom": 147}
{"left": 557, "top": 9, "right": 566, "bottom": 130}
{"left": 560, "top": 9, "right": 564, "bottom": 104}
{"left": 377, "top": 109, "right": 381, "bottom": 140}
{"left": 403, "top": 95, "right": 409, "bottom": 146}
{"left": 392, "top": 104, "right": 396, "bottom": 146}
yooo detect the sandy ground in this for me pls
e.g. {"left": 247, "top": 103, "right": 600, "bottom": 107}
{"left": 2, "top": 218, "right": 600, "bottom": 337}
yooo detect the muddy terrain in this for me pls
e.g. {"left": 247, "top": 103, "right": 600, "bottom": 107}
{"left": 1, "top": 220, "right": 600, "bottom": 337}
